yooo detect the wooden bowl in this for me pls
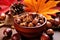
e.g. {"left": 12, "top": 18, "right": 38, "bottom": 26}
{"left": 14, "top": 14, "right": 47, "bottom": 38}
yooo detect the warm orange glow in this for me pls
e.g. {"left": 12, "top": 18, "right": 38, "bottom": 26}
{"left": 23, "top": 0, "right": 60, "bottom": 20}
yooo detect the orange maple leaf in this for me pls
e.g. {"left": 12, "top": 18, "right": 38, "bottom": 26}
{"left": 23, "top": 0, "right": 60, "bottom": 20}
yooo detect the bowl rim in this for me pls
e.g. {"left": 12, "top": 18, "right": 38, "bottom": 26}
{"left": 14, "top": 14, "right": 47, "bottom": 28}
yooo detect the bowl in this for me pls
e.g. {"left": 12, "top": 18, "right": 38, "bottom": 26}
{"left": 14, "top": 14, "right": 47, "bottom": 39}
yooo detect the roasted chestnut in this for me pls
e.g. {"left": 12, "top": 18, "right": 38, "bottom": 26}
{"left": 20, "top": 22, "right": 27, "bottom": 26}
{"left": 36, "top": 23, "right": 41, "bottom": 27}
{"left": 46, "top": 29, "right": 54, "bottom": 36}
{"left": 3, "top": 28, "right": 12, "bottom": 37}
{"left": 40, "top": 33, "right": 50, "bottom": 40}
{"left": 32, "top": 18, "right": 39, "bottom": 25}
{"left": 46, "top": 21, "right": 52, "bottom": 28}
{"left": 11, "top": 33, "right": 21, "bottom": 40}
{"left": 39, "top": 20, "right": 44, "bottom": 24}
{"left": 28, "top": 22, "right": 34, "bottom": 27}
{"left": 54, "top": 17, "right": 60, "bottom": 26}
{"left": 16, "top": 13, "right": 45, "bottom": 27}
{"left": 48, "top": 19, "right": 55, "bottom": 25}
{"left": 16, "top": 18, "right": 21, "bottom": 24}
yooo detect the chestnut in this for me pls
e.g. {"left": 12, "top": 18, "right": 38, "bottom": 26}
{"left": 11, "top": 33, "right": 21, "bottom": 40}
{"left": 48, "top": 19, "right": 55, "bottom": 25}
{"left": 32, "top": 18, "right": 39, "bottom": 25}
{"left": 26, "top": 16, "right": 33, "bottom": 22}
{"left": 36, "top": 23, "right": 41, "bottom": 27}
{"left": 54, "top": 17, "right": 60, "bottom": 26}
{"left": 20, "top": 15, "right": 26, "bottom": 19}
{"left": 20, "top": 22, "right": 27, "bottom": 26}
{"left": 39, "top": 20, "right": 44, "bottom": 24}
{"left": 3, "top": 28, "right": 12, "bottom": 37}
{"left": 46, "top": 29, "right": 54, "bottom": 36}
{"left": 46, "top": 21, "right": 52, "bottom": 28}
{"left": 28, "top": 22, "right": 34, "bottom": 27}
{"left": 16, "top": 18, "right": 21, "bottom": 24}
{"left": 40, "top": 33, "right": 50, "bottom": 40}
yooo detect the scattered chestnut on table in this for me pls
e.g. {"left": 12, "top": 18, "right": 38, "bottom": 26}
{"left": 46, "top": 29, "right": 54, "bottom": 36}
{"left": 48, "top": 19, "right": 55, "bottom": 25}
{"left": 11, "top": 33, "right": 21, "bottom": 40}
{"left": 40, "top": 33, "right": 50, "bottom": 40}
{"left": 46, "top": 21, "right": 52, "bottom": 28}
{"left": 46, "top": 29, "right": 54, "bottom": 40}
{"left": 54, "top": 17, "right": 60, "bottom": 26}
{"left": 3, "top": 28, "right": 12, "bottom": 37}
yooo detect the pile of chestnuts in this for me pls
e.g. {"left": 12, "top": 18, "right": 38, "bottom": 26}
{"left": 3, "top": 28, "right": 21, "bottom": 40}
{"left": 47, "top": 12, "right": 60, "bottom": 31}
{"left": 40, "top": 29, "right": 54, "bottom": 40}
{"left": 15, "top": 12, "right": 45, "bottom": 27}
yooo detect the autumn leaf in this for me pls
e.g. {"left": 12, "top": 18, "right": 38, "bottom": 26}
{"left": 23, "top": 0, "right": 60, "bottom": 20}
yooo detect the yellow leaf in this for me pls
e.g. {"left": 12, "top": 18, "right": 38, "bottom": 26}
{"left": 31, "top": 0, "right": 37, "bottom": 12}
{"left": 38, "top": 0, "right": 46, "bottom": 12}
{"left": 23, "top": 0, "right": 60, "bottom": 20}
{"left": 39, "top": 1, "right": 59, "bottom": 13}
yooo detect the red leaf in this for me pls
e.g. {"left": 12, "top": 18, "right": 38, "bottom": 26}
{"left": 0, "top": 0, "right": 17, "bottom": 14}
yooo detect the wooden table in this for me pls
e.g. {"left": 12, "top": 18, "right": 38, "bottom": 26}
{"left": 0, "top": 27, "right": 60, "bottom": 40}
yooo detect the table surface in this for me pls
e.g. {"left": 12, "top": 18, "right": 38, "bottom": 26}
{"left": 0, "top": 27, "right": 60, "bottom": 40}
